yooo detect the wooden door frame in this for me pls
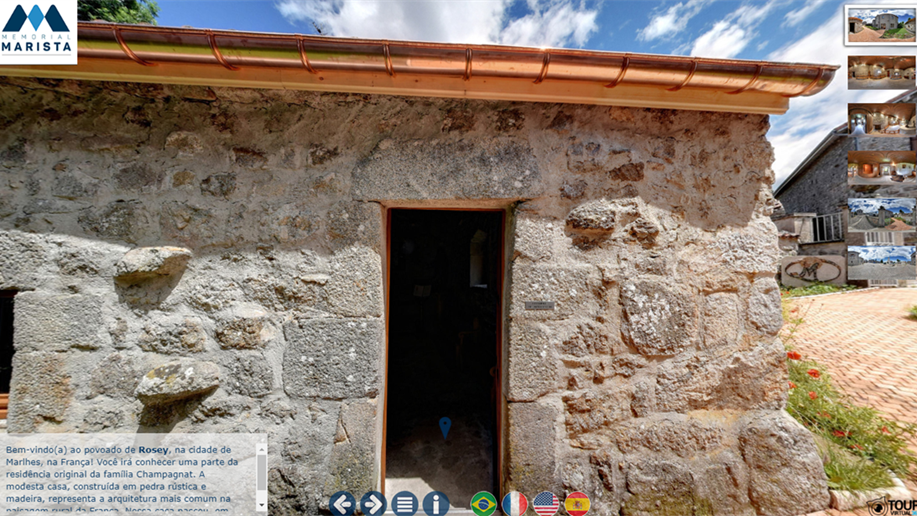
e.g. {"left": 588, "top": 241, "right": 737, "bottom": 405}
{"left": 380, "top": 206, "right": 508, "bottom": 497}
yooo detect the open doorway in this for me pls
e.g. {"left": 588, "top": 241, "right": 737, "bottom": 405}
{"left": 0, "top": 291, "right": 16, "bottom": 420}
{"left": 385, "top": 209, "right": 503, "bottom": 508}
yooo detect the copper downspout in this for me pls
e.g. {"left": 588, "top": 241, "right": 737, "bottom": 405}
{"left": 62, "top": 22, "right": 839, "bottom": 99}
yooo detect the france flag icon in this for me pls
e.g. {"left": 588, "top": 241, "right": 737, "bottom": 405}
{"left": 501, "top": 492, "right": 527, "bottom": 516}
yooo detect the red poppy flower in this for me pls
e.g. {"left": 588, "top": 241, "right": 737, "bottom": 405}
{"left": 850, "top": 444, "right": 864, "bottom": 451}
{"left": 787, "top": 351, "right": 802, "bottom": 360}
{"left": 808, "top": 391, "right": 818, "bottom": 400}
{"left": 788, "top": 381, "right": 797, "bottom": 389}
{"left": 881, "top": 426, "right": 891, "bottom": 434}
{"left": 833, "top": 430, "right": 849, "bottom": 438}
{"left": 807, "top": 369, "right": 821, "bottom": 379}
{"left": 817, "top": 411, "right": 831, "bottom": 419}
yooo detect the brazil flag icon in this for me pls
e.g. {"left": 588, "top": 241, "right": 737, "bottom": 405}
{"left": 470, "top": 492, "right": 497, "bottom": 516}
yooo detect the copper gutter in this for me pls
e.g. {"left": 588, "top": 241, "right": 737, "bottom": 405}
{"left": 0, "top": 21, "right": 839, "bottom": 114}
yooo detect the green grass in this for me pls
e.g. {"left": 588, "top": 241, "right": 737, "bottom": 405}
{"left": 782, "top": 296, "right": 917, "bottom": 491}
{"left": 881, "top": 27, "right": 914, "bottom": 38}
{"left": 780, "top": 282, "right": 857, "bottom": 298}
{"left": 786, "top": 354, "right": 917, "bottom": 486}
{"left": 908, "top": 305, "right": 917, "bottom": 321}
{"left": 819, "top": 438, "right": 896, "bottom": 491}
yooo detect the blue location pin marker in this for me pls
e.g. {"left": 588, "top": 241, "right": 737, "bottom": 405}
{"left": 439, "top": 417, "right": 451, "bottom": 440}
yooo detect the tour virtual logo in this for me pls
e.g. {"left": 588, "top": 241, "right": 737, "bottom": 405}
{"left": 1, "top": 1, "right": 77, "bottom": 65}
{"left": 867, "top": 495, "right": 917, "bottom": 515}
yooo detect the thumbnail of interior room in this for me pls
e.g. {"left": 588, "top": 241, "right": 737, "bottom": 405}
{"left": 848, "top": 103, "right": 917, "bottom": 137}
{"left": 848, "top": 150, "right": 917, "bottom": 185}
{"left": 848, "top": 56, "right": 916, "bottom": 90}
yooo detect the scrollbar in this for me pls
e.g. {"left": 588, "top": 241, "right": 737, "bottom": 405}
{"left": 256, "top": 443, "right": 267, "bottom": 512}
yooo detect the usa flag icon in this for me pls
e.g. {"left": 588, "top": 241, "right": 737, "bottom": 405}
{"left": 532, "top": 492, "right": 559, "bottom": 516}
{"left": 501, "top": 491, "right": 527, "bottom": 516}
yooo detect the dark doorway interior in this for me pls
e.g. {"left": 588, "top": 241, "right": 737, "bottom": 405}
{"left": 385, "top": 210, "right": 503, "bottom": 507}
{"left": 0, "top": 291, "right": 16, "bottom": 419}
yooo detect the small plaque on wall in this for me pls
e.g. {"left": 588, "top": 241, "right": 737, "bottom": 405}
{"left": 525, "top": 301, "right": 555, "bottom": 310}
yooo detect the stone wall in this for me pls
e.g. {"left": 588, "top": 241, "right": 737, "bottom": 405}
{"left": 777, "top": 135, "right": 850, "bottom": 217}
{"left": 0, "top": 77, "right": 827, "bottom": 515}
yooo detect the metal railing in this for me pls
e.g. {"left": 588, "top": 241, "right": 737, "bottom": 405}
{"left": 865, "top": 231, "right": 895, "bottom": 245}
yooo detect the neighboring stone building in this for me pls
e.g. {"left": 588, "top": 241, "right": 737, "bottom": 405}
{"left": 774, "top": 89, "right": 917, "bottom": 286}
{"left": 907, "top": 17, "right": 916, "bottom": 33}
{"left": 849, "top": 17, "right": 864, "bottom": 33}
{"left": 875, "top": 13, "right": 900, "bottom": 30}
{"left": 0, "top": 23, "right": 839, "bottom": 516}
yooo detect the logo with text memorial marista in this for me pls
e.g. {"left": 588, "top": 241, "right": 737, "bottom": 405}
{"left": 1, "top": 1, "right": 77, "bottom": 65}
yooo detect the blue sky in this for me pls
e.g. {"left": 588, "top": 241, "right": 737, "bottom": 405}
{"left": 848, "top": 198, "right": 916, "bottom": 214}
{"left": 157, "top": 0, "right": 916, "bottom": 186}
{"left": 848, "top": 7, "right": 915, "bottom": 23}
{"left": 849, "top": 246, "right": 915, "bottom": 262}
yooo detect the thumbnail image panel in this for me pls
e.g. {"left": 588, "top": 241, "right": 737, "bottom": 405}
{"left": 846, "top": 6, "right": 917, "bottom": 46}
{"left": 848, "top": 150, "right": 916, "bottom": 185}
{"left": 848, "top": 55, "right": 916, "bottom": 89}
{"left": 848, "top": 103, "right": 916, "bottom": 137}
{"left": 848, "top": 198, "right": 916, "bottom": 232}
{"left": 847, "top": 245, "right": 917, "bottom": 280}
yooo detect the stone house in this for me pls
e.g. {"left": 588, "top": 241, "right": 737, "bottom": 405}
{"left": 0, "top": 22, "right": 839, "bottom": 516}
{"left": 875, "top": 13, "right": 900, "bottom": 31}
{"left": 774, "top": 89, "right": 917, "bottom": 287}
{"left": 908, "top": 18, "right": 916, "bottom": 33}
{"left": 849, "top": 17, "right": 864, "bottom": 33}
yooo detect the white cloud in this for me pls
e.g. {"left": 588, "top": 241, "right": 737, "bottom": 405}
{"left": 686, "top": 0, "right": 782, "bottom": 58}
{"left": 849, "top": 198, "right": 916, "bottom": 214}
{"left": 784, "top": 0, "right": 829, "bottom": 27}
{"left": 849, "top": 246, "right": 914, "bottom": 262}
{"left": 689, "top": 20, "right": 751, "bottom": 58}
{"left": 766, "top": 0, "right": 909, "bottom": 188}
{"left": 637, "top": 0, "right": 710, "bottom": 42}
{"left": 501, "top": 1, "right": 598, "bottom": 47}
{"left": 275, "top": 0, "right": 598, "bottom": 48}
{"left": 848, "top": 8, "right": 915, "bottom": 25}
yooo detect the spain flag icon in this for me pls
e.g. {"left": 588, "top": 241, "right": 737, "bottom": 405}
{"left": 564, "top": 492, "right": 590, "bottom": 516}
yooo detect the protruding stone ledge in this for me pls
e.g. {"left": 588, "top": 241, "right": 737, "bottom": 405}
{"left": 566, "top": 199, "right": 618, "bottom": 231}
{"left": 115, "top": 246, "right": 192, "bottom": 283}
{"left": 135, "top": 360, "right": 220, "bottom": 406}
